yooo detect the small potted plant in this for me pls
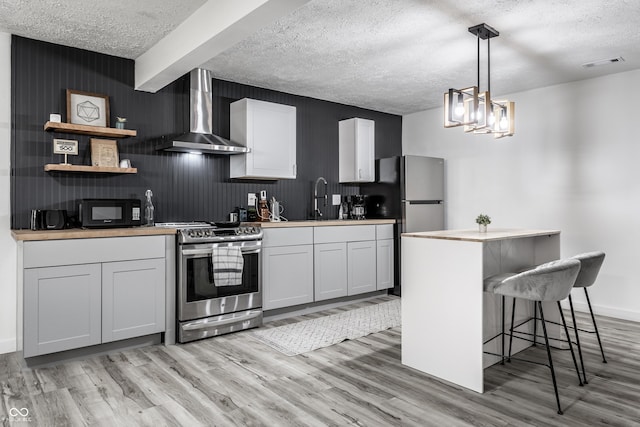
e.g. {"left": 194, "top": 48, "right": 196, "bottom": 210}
{"left": 116, "top": 116, "right": 127, "bottom": 129}
{"left": 476, "top": 213, "right": 491, "bottom": 232}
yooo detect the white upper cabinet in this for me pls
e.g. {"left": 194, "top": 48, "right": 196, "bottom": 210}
{"left": 230, "top": 98, "right": 297, "bottom": 180}
{"left": 339, "top": 118, "right": 375, "bottom": 183}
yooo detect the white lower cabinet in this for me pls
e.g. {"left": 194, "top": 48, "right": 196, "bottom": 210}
{"left": 262, "top": 223, "right": 395, "bottom": 311}
{"left": 102, "top": 259, "right": 166, "bottom": 343}
{"left": 24, "top": 264, "right": 102, "bottom": 357}
{"left": 315, "top": 225, "right": 377, "bottom": 298}
{"left": 347, "top": 241, "right": 377, "bottom": 295}
{"left": 314, "top": 243, "right": 348, "bottom": 301}
{"left": 263, "top": 245, "right": 314, "bottom": 310}
{"left": 262, "top": 227, "right": 314, "bottom": 310}
{"left": 376, "top": 239, "right": 394, "bottom": 290}
{"left": 20, "top": 236, "right": 168, "bottom": 358}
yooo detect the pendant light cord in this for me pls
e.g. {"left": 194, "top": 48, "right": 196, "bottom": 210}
{"left": 477, "top": 35, "right": 480, "bottom": 89}
{"left": 488, "top": 37, "right": 491, "bottom": 94}
{"left": 476, "top": 31, "right": 492, "bottom": 94}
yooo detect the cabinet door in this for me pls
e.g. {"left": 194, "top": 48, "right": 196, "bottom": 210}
{"left": 376, "top": 239, "right": 394, "bottom": 290}
{"left": 354, "top": 118, "right": 375, "bottom": 182}
{"left": 339, "top": 118, "right": 374, "bottom": 183}
{"left": 347, "top": 241, "right": 377, "bottom": 295}
{"left": 24, "top": 264, "right": 102, "bottom": 357}
{"left": 230, "top": 98, "right": 297, "bottom": 179}
{"left": 314, "top": 242, "right": 348, "bottom": 301}
{"left": 263, "top": 245, "right": 314, "bottom": 310}
{"left": 102, "top": 258, "right": 165, "bottom": 343}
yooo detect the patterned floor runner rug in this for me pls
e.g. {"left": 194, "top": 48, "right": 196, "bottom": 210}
{"left": 249, "top": 299, "right": 400, "bottom": 356}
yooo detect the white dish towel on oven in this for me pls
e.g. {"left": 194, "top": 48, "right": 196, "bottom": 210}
{"left": 211, "top": 246, "right": 244, "bottom": 287}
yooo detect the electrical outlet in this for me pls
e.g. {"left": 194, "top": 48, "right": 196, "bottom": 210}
{"left": 247, "top": 193, "right": 257, "bottom": 207}
{"left": 332, "top": 194, "right": 341, "bottom": 205}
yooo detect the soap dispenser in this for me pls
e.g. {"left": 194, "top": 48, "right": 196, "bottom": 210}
{"left": 144, "top": 189, "right": 155, "bottom": 226}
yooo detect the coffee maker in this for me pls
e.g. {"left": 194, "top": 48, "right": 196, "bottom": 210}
{"left": 349, "top": 195, "right": 367, "bottom": 220}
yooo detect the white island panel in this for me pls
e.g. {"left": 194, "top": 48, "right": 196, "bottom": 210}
{"left": 401, "top": 228, "right": 561, "bottom": 393}
{"left": 402, "top": 237, "right": 485, "bottom": 392}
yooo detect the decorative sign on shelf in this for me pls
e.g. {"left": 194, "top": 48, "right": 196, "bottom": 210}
{"left": 90, "top": 138, "right": 119, "bottom": 167}
{"left": 52, "top": 138, "right": 78, "bottom": 165}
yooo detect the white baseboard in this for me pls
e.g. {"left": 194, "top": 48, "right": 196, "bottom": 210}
{"left": 0, "top": 338, "right": 16, "bottom": 355}
{"left": 560, "top": 300, "right": 640, "bottom": 323}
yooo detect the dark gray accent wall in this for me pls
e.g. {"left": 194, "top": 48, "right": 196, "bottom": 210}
{"left": 11, "top": 36, "right": 402, "bottom": 229}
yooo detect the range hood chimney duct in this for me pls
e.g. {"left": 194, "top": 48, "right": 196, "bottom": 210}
{"left": 158, "top": 68, "right": 249, "bottom": 154}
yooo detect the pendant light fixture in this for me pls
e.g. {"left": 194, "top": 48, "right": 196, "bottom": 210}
{"left": 443, "top": 23, "right": 515, "bottom": 138}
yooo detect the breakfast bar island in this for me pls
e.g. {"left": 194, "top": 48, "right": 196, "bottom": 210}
{"left": 401, "top": 228, "right": 561, "bottom": 393}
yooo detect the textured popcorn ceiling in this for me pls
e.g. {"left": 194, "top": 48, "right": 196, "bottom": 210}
{"left": 203, "top": 0, "right": 640, "bottom": 114}
{"left": 1, "top": 0, "right": 639, "bottom": 114}
{"left": 0, "top": 0, "right": 206, "bottom": 59}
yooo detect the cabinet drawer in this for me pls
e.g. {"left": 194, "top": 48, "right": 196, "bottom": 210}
{"left": 314, "top": 225, "right": 375, "bottom": 244}
{"left": 263, "top": 227, "right": 313, "bottom": 247}
{"left": 24, "top": 236, "right": 166, "bottom": 268}
{"left": 376, "top": 224, "right": 394, "bottom": 240}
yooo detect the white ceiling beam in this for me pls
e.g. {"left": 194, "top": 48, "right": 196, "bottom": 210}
{"left": 135, "top": 0, "right": 309, "bottom": 92}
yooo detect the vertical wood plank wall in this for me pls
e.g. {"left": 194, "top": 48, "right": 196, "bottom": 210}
{"left": 10, "top": 36, "right": 402, "bottom": 229}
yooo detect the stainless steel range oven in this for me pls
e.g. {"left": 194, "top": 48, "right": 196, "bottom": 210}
{"left": 164, "top": 223, "right": 263, "bottom": 343}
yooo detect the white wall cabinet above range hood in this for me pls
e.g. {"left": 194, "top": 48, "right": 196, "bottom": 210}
{"left": 230, "top": 98, "right": 297, "bottom": 180}
{"left": 158, "top": 69, "right": 249, "bottom": 155}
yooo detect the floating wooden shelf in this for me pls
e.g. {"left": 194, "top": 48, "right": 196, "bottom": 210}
{"left": 44, "top": 164, "right": 138, "bottom": 174}
{"left": 44, "top": 121, "right": 137, "bottom": 138}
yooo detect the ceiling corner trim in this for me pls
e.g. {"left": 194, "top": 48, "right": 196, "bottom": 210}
{"left": 134, "top": 0, "right": 310, "bottom": 93}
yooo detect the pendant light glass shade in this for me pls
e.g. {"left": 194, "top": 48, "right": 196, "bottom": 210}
{"left": 444, "top": 87, "right": 478, "bottom": 127}
{"left": 492, "top": 100, "right": 515, "bottom": 138}
{"left": 464, "top": 91, "right": 491, "bottom": 133}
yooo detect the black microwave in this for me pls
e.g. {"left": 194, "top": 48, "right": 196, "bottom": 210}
{"left": 79, "top": 199, "right": 142, "bottom": 228}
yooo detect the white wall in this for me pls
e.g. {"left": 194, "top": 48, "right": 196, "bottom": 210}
{"left": 0, "top": 32, "right": 16, "bottom": 354}
{"left": 403, "top": 69, "right": 640, "bottom": 322}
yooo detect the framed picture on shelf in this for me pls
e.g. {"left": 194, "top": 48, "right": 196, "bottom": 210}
{"left": 66, "top": 89, "right": 110, "bottom": 127}
{"left": 90, "top": 138, "right": 119, "bottom": 167}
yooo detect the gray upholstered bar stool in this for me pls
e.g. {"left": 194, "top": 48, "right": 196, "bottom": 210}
{"left": 566, "top": 251, "right": 607, "bottom": 385}
{"left": 483, "top": 258, "right": 582, "bottom": 415}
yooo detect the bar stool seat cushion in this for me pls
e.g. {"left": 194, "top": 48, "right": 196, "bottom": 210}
{"left": 483, "top": 272, "right": 518, "bottom": 293}
{"left": 571, "top": 252, "right": 606, "bottom": 288}
{"left": 489, "top": 259, "right": 581, "bottom": 302}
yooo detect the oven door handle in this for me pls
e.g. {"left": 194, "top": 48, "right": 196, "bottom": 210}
{"left": 182, "top": 310, "right": 263, "bottom": 330}
{"left": 182, "top": 248, "right": 261, "bottom": 256}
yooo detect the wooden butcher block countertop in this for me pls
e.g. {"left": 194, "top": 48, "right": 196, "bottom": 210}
{"left": 11, "top": 227, "right": 178, "bottom": 241}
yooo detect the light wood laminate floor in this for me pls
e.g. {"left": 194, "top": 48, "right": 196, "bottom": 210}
{"left": 1, "top": 295, "right": 639, "bottom": 426}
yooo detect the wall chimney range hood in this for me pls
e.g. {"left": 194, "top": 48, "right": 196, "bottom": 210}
{"left": 158, "top": 68, "right": 249, "bottom": 154}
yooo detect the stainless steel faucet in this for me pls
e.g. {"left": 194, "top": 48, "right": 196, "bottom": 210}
{"left": 313, "top": 177, "right": 328, "bottom": 219}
